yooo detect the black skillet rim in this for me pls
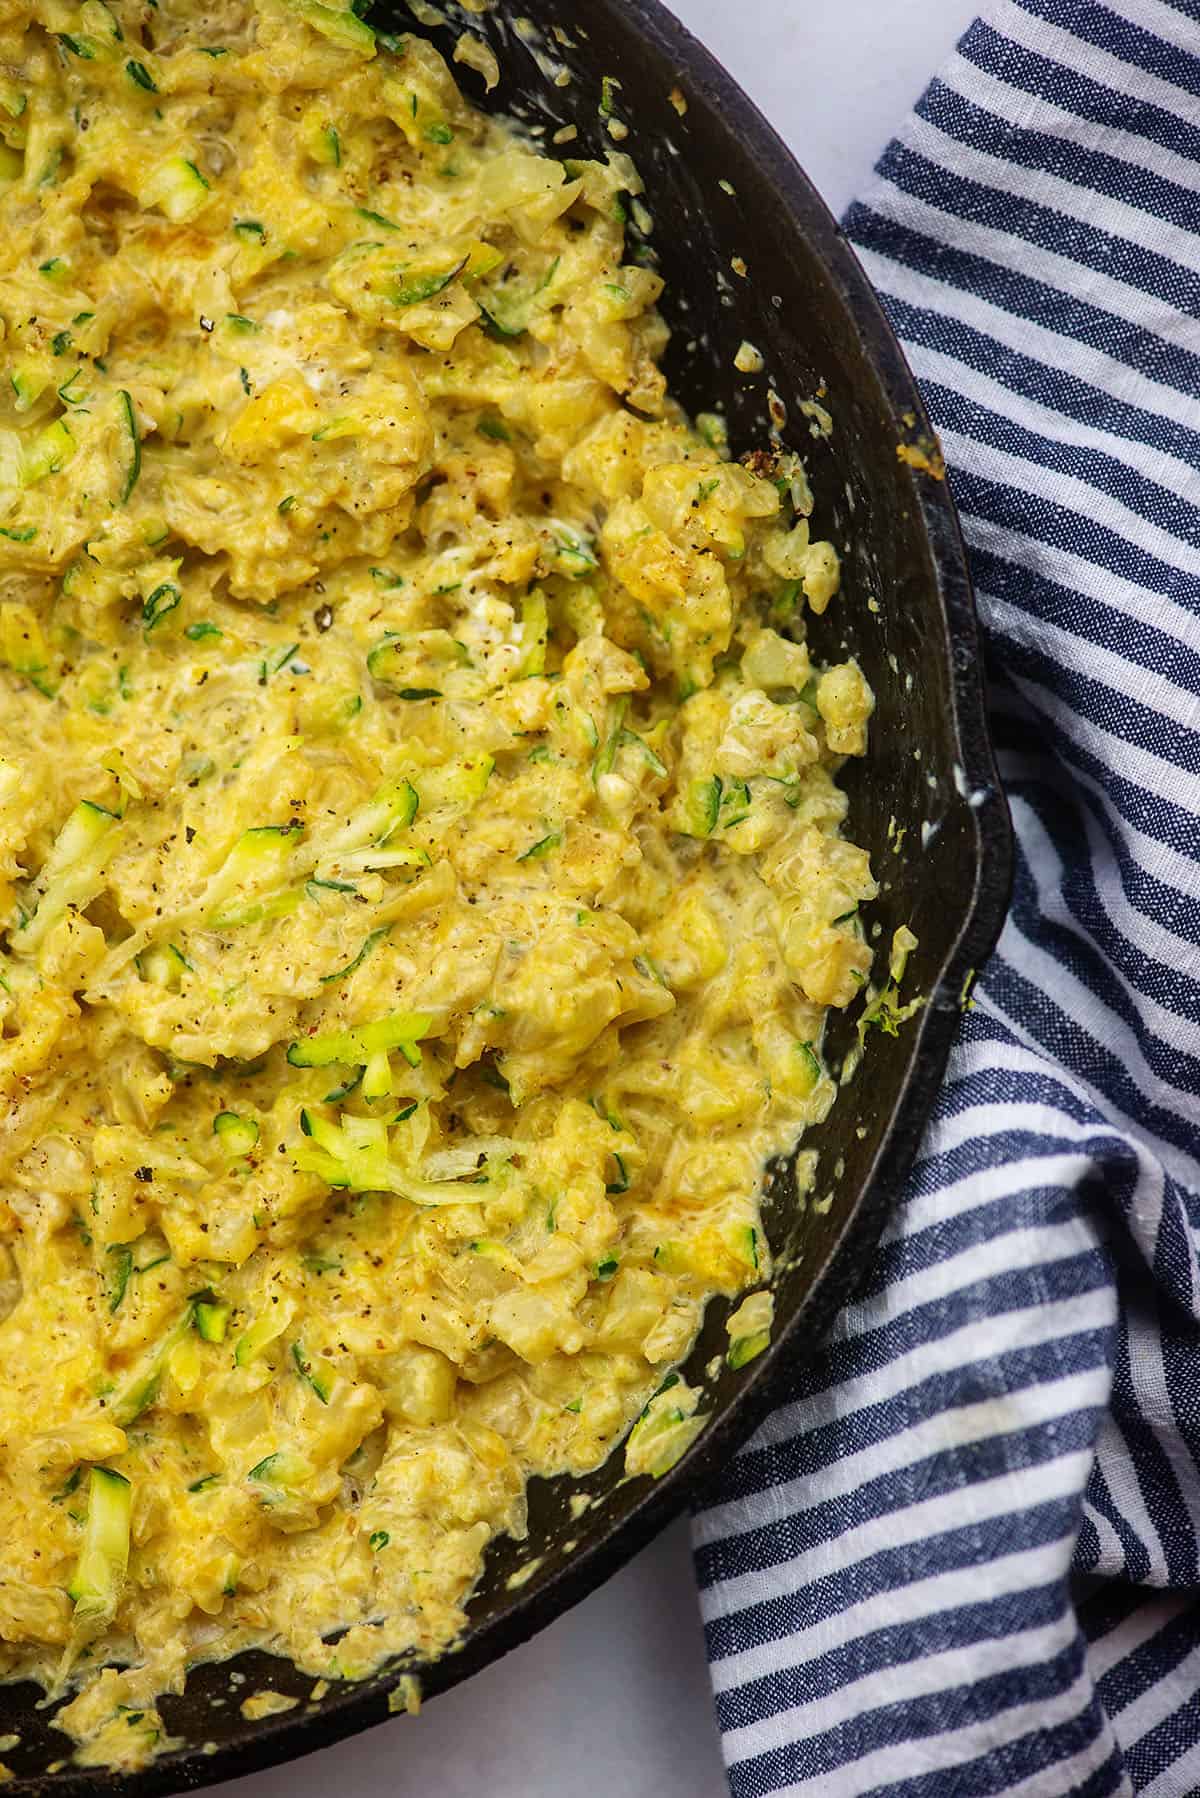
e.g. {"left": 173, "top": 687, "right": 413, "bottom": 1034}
{"left": 10, "top": 3, "right": 1013, "bottom": 1791}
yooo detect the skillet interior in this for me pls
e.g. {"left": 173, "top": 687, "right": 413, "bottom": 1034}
{"left": 0, "top": 3, "right": 1011, "bottom": 1790}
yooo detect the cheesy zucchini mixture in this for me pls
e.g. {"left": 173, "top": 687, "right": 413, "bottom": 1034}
{"left": 0, "top": 0, "right": 877, "bottom": 1768}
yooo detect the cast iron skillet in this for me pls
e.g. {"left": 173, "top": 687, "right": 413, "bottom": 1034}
{"left": 3, "top": 3, "right": 1012, "bottom": 1789}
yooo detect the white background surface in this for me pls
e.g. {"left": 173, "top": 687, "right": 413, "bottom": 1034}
{"left": 221, "top": 4, "right": 979, "bottom": 1795}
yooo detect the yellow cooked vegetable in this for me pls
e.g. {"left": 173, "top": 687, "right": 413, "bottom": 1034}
{"left": 0, "top": 0, "right": 877, "bottom": 1767}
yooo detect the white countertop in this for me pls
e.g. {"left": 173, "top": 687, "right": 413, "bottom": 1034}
{"left": 221, "top": 4, "right": 979, "bottom": 1794}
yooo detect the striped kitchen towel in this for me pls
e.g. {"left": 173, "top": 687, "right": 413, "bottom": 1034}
{"left": 692, "top": 2, "right": 1200, "bottom": 1794}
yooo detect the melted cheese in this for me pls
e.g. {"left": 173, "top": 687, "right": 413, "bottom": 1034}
{"left": 0, "top": 0, "right": 875, "bottom": 1767}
